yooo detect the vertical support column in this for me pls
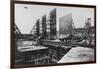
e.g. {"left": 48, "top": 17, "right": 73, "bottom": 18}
{"left": 42, "top": 15, "right": 47, "bottom": 39}
{"left": 36, "top": 19, "right": 40, "bottom": 37}
{"left": 50, "top": 8, "right": 56, "bottom": 39}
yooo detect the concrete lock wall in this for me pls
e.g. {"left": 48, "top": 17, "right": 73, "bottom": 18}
{"left": 58, "top": 14, "right": 73, "bottom": 39}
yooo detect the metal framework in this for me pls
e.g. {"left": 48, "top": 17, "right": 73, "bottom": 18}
{"left": 14, "top": 24, "right": 23, "bottom": 39}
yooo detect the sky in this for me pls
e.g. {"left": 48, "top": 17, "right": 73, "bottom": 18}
{"left": 15, "top": 4, "right": 94, "bottom": 34}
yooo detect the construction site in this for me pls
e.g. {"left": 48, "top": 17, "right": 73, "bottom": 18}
{"left": 15, "top": 8, "right": 95, "bottom": 65}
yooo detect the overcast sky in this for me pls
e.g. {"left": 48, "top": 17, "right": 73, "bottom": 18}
{"left": 15, "top": 4, "right": 94, "bottom": 34}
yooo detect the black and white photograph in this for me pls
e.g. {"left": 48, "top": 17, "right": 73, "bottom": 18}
{"left": 11, "top": 1, "right": 96, "bottom": 68}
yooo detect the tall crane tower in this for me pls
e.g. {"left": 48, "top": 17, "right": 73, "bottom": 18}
{"left": 29, "top": 19, "right": 40, "bottom": 40}
{"left": 84, "top": 18, "right": 92, "bottom": 44}
{"left": 30, "top": 25, "right": 36, "bottom": 35}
